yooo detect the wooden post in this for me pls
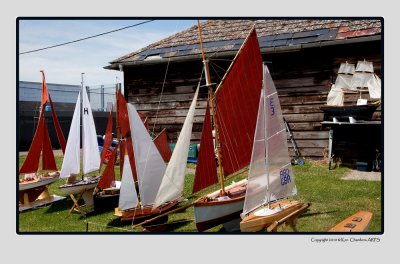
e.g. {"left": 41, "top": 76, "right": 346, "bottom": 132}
{"left": 197, "top": 20, "right": 226, "bottom": 196}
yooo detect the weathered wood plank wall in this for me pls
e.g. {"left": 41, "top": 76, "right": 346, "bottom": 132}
{"left": 124, "top": 40, "right": 381, "bottom": 160}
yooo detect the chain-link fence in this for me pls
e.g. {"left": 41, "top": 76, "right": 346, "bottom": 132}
{"left": 87, "top": 83, "right": 121, "bottom": 112}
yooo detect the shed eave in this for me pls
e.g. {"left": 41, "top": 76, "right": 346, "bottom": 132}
{"left": 105, "top": 35, "right": 381, "bottom": 70}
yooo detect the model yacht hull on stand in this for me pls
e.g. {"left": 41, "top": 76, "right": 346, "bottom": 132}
{"left": 240, "top": 200, "right": 303, "bottom": 232}
{"left": 321, "top": 60, "right": 381, "bottom": 122}
{"left": 240, "top": 63, "right": 310, "bottom": 233}
{"left": 320, "top": 104, "right": 378, "bottom": 122}
{"left": 19, "top": 71, "right": 67, "bottom": 211}
{"left": 115, "top": 198, "right": 182, "bottom": 223}
{"left": 59, "top": 73, "right": 101, "bottom": 215}
{"left": 192, "top": 24, "right": 263, "bottom": 232}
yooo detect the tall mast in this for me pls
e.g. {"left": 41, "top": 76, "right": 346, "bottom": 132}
{"left": 262, "top": 65, "right": 270, "bottom": 208}
{"left": 115, "top": 78, "right": 120, "bottom": 141}
{"left": 81, "top": 72, "right": 85, "bottom": 180}
{"left": 197, "top": 20, "right": 226, "bottom": 196}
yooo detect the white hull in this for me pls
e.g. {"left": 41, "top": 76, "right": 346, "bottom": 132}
{"left": 194, "top": 179, "right": 247, "bottom": 231}
{"left": 194, "top": 198, "right": 244, "bottom": 224}
{"left": 19, "top": 172, "right": 60, "bottom": 191}
{"left": 59, "top": 176, "right": 99, "bottom": 196}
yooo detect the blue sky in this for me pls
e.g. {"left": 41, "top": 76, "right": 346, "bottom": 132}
{"left": 18, "top": 19, "right": 198, "bottom": 86}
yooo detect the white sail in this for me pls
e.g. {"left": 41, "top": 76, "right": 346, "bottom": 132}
{"left": 243, "top": 89, "right": 268, "bottom": 215}
{"left": 338, "top": 62, "right": 355, "bottom": 75}
{"left": 153, "top": 85, "right": 200, "bottom": 208}
{"left": 369, "top": 74, "right": 381, "bottom": 99}
{"left": 350, "top": 72, "right": 373, "bottom": 90}
{"left": 127, "top": 103, "right": 166, "bottom": 207}
{"left": 82, "top": 87, "right": 100, "bottom": 174}
{"left": 355, "top": 60, "right": 374, "bottom": 73}
{"left": 326, "top": 84, "right": 344, "bottom": 106}
{"left": 243, "top": 65, "right": 297, "bottom": 216}
{"left": 118, "top": 153, "right": 138, "bottom": 211}
{"left": 335, "top": 74, "right": 354, "bottom": 91}
{"left": 60, "top": 93, "right": 81, "bottom": 178}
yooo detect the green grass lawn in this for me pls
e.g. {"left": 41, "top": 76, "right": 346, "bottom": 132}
{"left": 18, "top": 155, "right": 382, "bottom": 233}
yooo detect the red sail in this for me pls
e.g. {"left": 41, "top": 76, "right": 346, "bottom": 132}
{"left": 126, "top": 135, "right": 138, "bottom": 182}
{"left": 99, "top": 108, "right": 114, "bottom": 172}
{"left": 41, "top": 121, "right": 57, "bottom": 171}
{"left": 40, "top": 71, "right": 49, "bottom": 107}
{"left": 215, "top": 28, "right": 263, "bottom": 177}
{"left": 48, "top": 94, "right": 66, "bottom": 154}
{"left": 20, "top": 71, "right": 60, "bottom": 174}
{"left": 153, "top": 128, "right": 172, "bottom": 162}
{"left": 119, "top": 139, "right": 126, "bottom": 178}
{"left": 193, "top": 102, "right": 218, "bottom": 193}
{"left": 98, "top": 144, "right": 118, "bottom": 189}
{"left": 117, "top": 89, "right": 130, "bottom": 138}
{"left": 20, "top": 112, "right": 45, "bottom": 174}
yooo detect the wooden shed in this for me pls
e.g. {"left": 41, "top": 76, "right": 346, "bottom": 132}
{"left": 105, "top": 19, "right": 382, "bottom": 164}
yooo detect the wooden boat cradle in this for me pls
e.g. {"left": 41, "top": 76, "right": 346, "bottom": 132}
{"left": 240, "top": 200, "right": 310, "bottom": 232}
{"left": 266, "top": 202, "right": 311, "bottom": 232}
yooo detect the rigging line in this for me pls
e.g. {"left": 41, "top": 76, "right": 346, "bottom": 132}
{"left": 150, "top": 21, "right": 182, "bottom": 135}
{"left": 208, "top": 61, "right": 223, "bottom": 84}
{"left": 139, "top": 20, "right": 182, "bottom": 209}
{"left": 19, "top": 20, "right": 155, "bottom": 55}
{"left": 215, "top": 105, "right": 241, "bottom": 174}
{"left": 157, "top": 74, "right": 204, "bottom": 198}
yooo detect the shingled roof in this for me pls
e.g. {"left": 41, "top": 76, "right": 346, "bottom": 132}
{"left": 106, "top": 19, "right": 381, "bottom": 69}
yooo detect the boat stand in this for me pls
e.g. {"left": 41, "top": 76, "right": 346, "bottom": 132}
{"left": 19, "top": 188, "right": 65, "bottom": 212}
{"left": 266, "top": 203, "right": 311, "bottom": 232}
{"left": 68, "top": 189, "right": 95, "bottom": 216}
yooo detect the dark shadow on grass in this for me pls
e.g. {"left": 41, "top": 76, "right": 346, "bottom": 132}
{"left": 44, "top": 197, "right": 75, "bottom": 213}
{"left": 299, "top": 210, "right": 339, "bottom": 218}
{"left": 142, "top": 219, "right": 193, "bottom": 232}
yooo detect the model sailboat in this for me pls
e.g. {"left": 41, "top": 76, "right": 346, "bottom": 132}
{"left": 115, "top": 82, "right": 200, "bottom": 223}
{"left": 320, "top": 60, "right": 381, "bottom": 121}
{"left": 239, "top": 64, "right": 306, "bottom": 232}
{"left": 192, "top": 24, "right": 263, "bottom": 231}
{"left": 58, "top": 73, "right": 101, "bottom": 208}
{"left": 19, "top": 71, "right": 66, "bottom": 208}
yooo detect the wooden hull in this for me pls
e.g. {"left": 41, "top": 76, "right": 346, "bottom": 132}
{"left": 193, "top": 179, "right": 247, "bottom": 232}
{"left": 59, "top": 176, "right": 100, "bottom": 196}
{"left": 329, "top": 211, "right": 373, "bottom": 232}
{"left": 115, "top": 199, "right": 182, "bottom": 224}
{"left": 240, "top": 200, "right": 304, "bottom": 232}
